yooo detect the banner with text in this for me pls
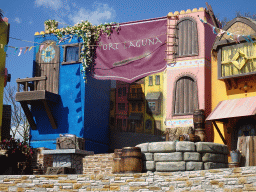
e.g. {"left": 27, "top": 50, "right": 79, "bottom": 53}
{"left": 93, "top": 18, "right": 167, "bottom": 83}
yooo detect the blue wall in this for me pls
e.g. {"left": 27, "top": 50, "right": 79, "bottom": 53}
{"left": 30, "top": 34, "right": 111, "bottom": 153}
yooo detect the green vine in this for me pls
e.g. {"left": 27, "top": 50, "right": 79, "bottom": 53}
{"left": 44, "top": 19, "right": 120, "bottom": 81}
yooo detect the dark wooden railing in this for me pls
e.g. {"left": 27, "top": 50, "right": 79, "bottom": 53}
{"left": 16, "top": 76, "right": 47, "bottom": 92}
{"left": 127, "top": 93, "right": 144, "bottom": 100}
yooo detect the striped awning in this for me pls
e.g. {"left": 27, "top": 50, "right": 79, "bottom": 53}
{"left": 206, "top": 96, "right": 256, "bottom": 121}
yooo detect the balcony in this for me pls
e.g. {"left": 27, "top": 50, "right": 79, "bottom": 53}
{"left": 15, "top": 76, "right": 60, "bottom": 130}
{"left": 127, "top": 93, "right": 144, "bottom": 101}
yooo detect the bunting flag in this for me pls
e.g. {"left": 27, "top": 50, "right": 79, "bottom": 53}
{"left": 29, "top": 46, "right": 33, "bottom": 51}
{"left": 13, "top": 47, "right": 18, "bottom": 55}
{"left": 18, "top": 48, "right": 23, "bottom": 56}
{"left": 0, "top": 44, "right": 3, "bottom": 49}
{"left": 24, "top": 47, "right": 29, "bottom": 54}
{"left": 199, "top": 16, "right": 255, "bottom": 44}
{"left": 4, "top": 45, "right": 8, "bottom": 52}
{"left": 69, "top": 36, "right": 73, "bottom": 43}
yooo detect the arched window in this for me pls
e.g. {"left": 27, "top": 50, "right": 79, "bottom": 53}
{"left": 173, "top": 76, "right": 198, "bottom": 115}
{"left": 176, "top": 18, "right": 198, "bottom": 57}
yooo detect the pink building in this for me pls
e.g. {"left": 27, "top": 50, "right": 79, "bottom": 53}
{"left": 115, "top": 81, "right": 129, "bottom": 132}
{"left": 165, "top": 8, "right": 218, "bottom": 141}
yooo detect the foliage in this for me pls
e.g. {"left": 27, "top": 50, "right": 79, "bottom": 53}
{"left": 0, "top": 137, "right": 33, "bottom": 161}
{"left": 44, "top": 19, "right": 120, "bottom": 81}
{"left": 3, "top": 84, "right": 30, "bottom": 143}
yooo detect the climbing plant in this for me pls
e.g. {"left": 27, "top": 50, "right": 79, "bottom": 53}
{"left": 44, "top": 19, "right": 120, "bottom": 81}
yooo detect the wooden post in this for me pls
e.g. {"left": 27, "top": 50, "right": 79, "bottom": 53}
{"left": 212, "top": 121, "right": 227, "bottom": 145}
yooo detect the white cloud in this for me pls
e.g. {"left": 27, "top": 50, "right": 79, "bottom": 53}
{"left": 68, "top": 3, "right": 116, "bottom": 25}
{"left": 14, "top": 17, "right": 21, "bottom": 23}
{"left": 34, "top": 0, "right": 62, "bottom": 10}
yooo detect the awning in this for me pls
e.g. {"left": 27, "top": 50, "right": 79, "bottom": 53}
{"left": 206, "top": 96, "right": 256, "bottom": 121}
{"left": 128, "top": 113, "right": 143, "bottom": 120}
{"left": 145, "top": 92, "right": 161, "bottom": 100}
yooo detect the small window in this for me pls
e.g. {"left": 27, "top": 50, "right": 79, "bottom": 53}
{"left": 155, "top": 75, "right": 160, "bottom": 85}
{"left": 62, "top": 43, "right": 81, "bottom": 64}
{"left": 123, "top": 87, "right": 126, "bottom": 96}
{"left": 145, "top": 119, "right": 152, "bottom": 130}
{"left": 132, "top": 103, "right": 136, "bottom": 111}
{"left": 149, "top": 76, "right": 153, "bottom": 86}
{"left": 138, "top": 103, "right": 142, "bottom": 111}
{"left": 118, "top": 88, "right": 122, "bottom": 97}
{"left": 123, "top": 119, "right": 126, "bottom": 127}
{"left": 118, "top": 103, "right": 125, "bottom": 111}
{"left": 148, "top": 102, "right": 156, "bottom": 111}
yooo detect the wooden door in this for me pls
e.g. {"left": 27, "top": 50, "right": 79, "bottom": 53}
{"left": 35, "top": 40, "right": 59, "bottom": 94}
{"left": 236, "top": 122, "right": 256, "bottom": 166}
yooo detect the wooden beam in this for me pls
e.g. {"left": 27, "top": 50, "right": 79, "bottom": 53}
{"left": 212, "top": 121, "right": 227, "bottom": 145}
{"left": 20, "top": 102, "right": 37, "bottom": 130}
{"left": 42, "top": 100, "right": 57, "bottom": 129}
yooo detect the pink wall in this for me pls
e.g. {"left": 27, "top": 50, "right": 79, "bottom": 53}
{"left": 166, "top": 9, "right": 216, "bottom": 131}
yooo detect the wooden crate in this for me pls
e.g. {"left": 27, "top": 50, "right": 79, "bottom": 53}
{"left": 56, "top": 137, "right": 85, "bottom": 150}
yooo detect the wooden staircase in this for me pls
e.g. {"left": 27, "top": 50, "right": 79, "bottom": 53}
{"left": 15, "top": 76, "right": 60, "bottom": 130}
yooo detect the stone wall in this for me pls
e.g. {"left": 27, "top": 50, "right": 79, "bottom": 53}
{"left": 1, "top": 166, "right": 256, "bottom": 191}
{"left": 137, "top": 141, "right": 229, "bottom": 172}
{"left": 82, "top": 153, "right": 113, "bottom": 175}
{"left": 32, "top": 148, "right": 53, "bottom": 174}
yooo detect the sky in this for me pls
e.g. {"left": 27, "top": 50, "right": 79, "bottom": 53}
{"left": 1, "top": 0, "right": 256, "bottom": 89}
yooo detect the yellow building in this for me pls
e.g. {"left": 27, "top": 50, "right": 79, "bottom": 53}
{"left": 144, "top": 71, "right": 166, "bottom": 135}
{"left": 207, "top": 17, "right": 256, "bottom": 166}
{"left": 0, "top": 18, "right": 10, "bottom": 140}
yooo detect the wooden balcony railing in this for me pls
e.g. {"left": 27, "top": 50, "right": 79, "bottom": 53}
{"left": 127, "top": 93, "right": 144, "bottom": 100}
{"left": 16, "top": 76, "right": 47, "bottom": 92}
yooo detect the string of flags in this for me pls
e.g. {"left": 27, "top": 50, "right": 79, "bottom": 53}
{"left": 0, "top": 36, "right": 72, "bottom": 56}
{"left": 198, "top": 16, "right": 256, "bottom": 44}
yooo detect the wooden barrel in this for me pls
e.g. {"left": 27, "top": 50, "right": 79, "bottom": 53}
{"left": 193, "top": 109, "right": 205, "bottom": 129}
{"left": 112, "top": 149, "right": 123, "bottom": 173}
{"left": 122, "top": 147, "right": 142, "bottom": 173}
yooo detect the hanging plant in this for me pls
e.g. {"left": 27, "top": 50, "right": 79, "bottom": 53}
{"left": 44, "top": 19, "right": 120, "bottom": 82}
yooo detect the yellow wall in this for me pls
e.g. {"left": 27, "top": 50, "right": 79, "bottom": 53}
{"left": 0, "top": 21, "right": 9, "bottom": 140}
{"left": 211, "top": 50, "right": 256, "bottom": 147}
{"left": 144, "top": 72, "right": 165, "bottom": 135}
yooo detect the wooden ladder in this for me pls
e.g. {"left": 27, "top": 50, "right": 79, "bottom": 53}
{"left": 166, "top": 14, "right": 179, "bottom": 65}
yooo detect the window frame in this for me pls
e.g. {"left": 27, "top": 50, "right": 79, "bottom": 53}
{"left": 155, "top": 75, "right": 160, "bottom": 85}
{"left": 175, "top": 17, "right": 198, "bottom": 58}
{"left": 148, "top": 76, "right": 153, "bottom": 86}
{"left": 172, "top": 75, "right": 199, "bottom": 116}
{"left": 118, "top": 103, "right": 125, "bottom": 111}
{"left": 62, "top": 43, "right": 82, "bottom": 65}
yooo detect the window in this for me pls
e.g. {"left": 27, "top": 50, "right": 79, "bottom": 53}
{"left": 176, "top": 18, "right": 198, "bottom": 57}
{"left": 62, "top": 43, "right": 81, "bottom": 64}
{"left": 149, "top": 76, "right": 153, "bottom": 86}
{"left": 123, "top": 87, "right": 126, "bottom": 96}
{"left": 219, "top": 42, "right": 256, "bottom": 79}
{"left": 117, "top": 119, "right": 122, "bottom": 131}
{"left": 148, "top": 102, "right": 156, "bottom": 111}
{"left": 155, "top": 75, "right": 160, "bottom": 85}
{"left": 123, "top": 119, "right": 126, "bottom": 127}
{"left": 138, "top": 102, "right": 142, "bottom": 111}
{"left": 118, "top": 103, "right": 125, "bottom": 111}
{"left": 173, "top": 76, "right": 198, "bottom": 115}
{"left": 118, "top": 88, "right": 122, "bottom": 97}
{"left": 145, "top": 119, "right": 152, "bottom": 130}
{"left": 132, "top": 103, "right": 136, "bottom": 111}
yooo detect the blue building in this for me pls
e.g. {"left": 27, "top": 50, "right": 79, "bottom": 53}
{"left": 15, "top": 33, "right": 111, "bottom": 154}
